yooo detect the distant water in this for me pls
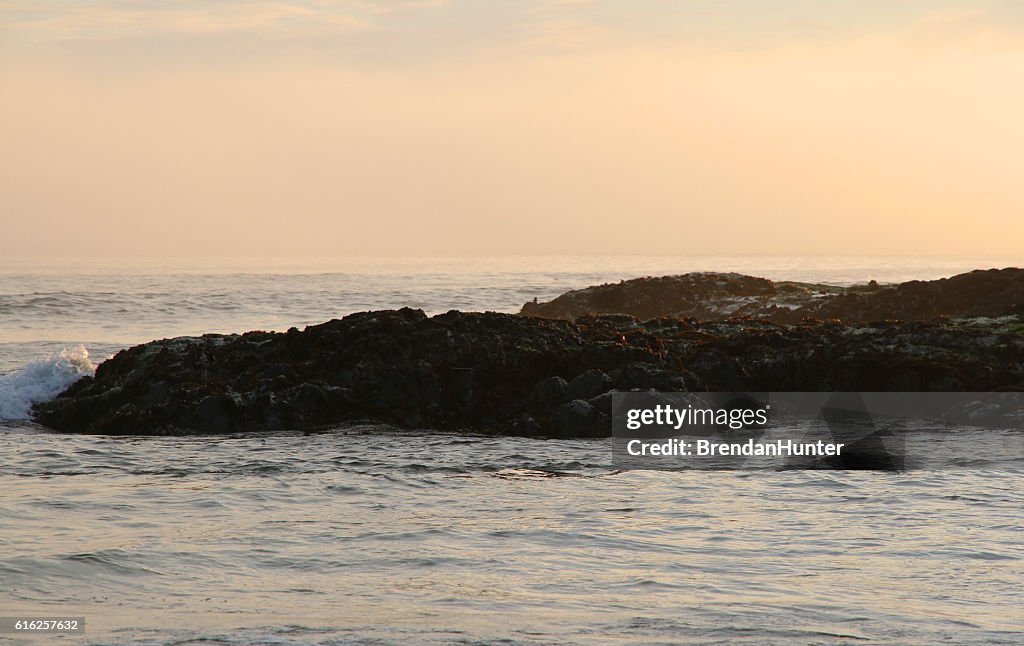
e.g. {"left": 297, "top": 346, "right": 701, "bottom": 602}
{"left": 2, "top": 256, "right": 1023, "bottom": 645}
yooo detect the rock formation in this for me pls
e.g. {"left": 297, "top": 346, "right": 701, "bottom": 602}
{"left": 34, "top": 307, "right": 1024, "bottom": 437}
{"left": 520, "top": 268, "right": 1024, "bottom": 323}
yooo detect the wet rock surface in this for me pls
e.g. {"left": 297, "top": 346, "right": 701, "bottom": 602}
{"left": 520, "top": 268, "right": 1024, "bottom": 323}
{"left": 34, "top": 308, "right": 1024, "bottom": 437}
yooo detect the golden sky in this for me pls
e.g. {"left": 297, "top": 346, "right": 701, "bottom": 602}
{"left": 2, "top": 1, "right": 1023, "bottom": 256}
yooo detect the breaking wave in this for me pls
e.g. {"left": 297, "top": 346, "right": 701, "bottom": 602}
{"left": 0, "top": 346, "right": 95, "bottom": 420}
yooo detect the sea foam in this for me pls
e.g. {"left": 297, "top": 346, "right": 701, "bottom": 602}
{"left": 0, "top": 345, "right": 95, "bottom": 420}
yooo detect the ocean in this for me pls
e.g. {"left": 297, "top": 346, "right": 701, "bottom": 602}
{"left": 2, "top": 256, "right": 1023, "bottom": 645}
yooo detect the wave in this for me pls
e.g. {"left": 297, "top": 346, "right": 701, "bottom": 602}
{"left": 0, "top": 346, "right": 95, "bottom": 421}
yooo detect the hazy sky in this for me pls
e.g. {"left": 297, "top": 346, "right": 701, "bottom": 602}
{"left": 3, "top": 1, "right": 1023, "bottom": 256}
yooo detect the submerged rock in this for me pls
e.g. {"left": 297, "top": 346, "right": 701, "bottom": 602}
{"left": 520, "top": 268, "right": 1024, "bottom": 323}
{"left": 33, "top": 309, "right": 1024, "bottom": 437}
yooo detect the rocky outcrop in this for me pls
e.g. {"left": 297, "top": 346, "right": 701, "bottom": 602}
{"left": 33, "top": 309, "right": 1024, "bottom": 437}
{"left": 520, "top": 268, "right": 1024, "bottom": 323}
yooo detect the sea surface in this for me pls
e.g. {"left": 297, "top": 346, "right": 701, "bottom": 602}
{"left": 1, "top": 256, "right": 1023, "bottom": 645}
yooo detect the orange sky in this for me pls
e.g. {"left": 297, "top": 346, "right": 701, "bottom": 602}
{"left": 2, "top": 1, "right": 1023, "bottom": 256}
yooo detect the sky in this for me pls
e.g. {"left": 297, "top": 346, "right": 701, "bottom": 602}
{"left": 2, "top": 0, "right": 1023, "bottom": 257}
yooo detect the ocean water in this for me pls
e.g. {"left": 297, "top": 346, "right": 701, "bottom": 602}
{"left": 1, "top": 256, "right": 1023, "bottom": 645}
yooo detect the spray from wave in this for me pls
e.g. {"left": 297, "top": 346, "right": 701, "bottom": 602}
{"left": 0, "top": 345, "right": 95, "bottom": 421}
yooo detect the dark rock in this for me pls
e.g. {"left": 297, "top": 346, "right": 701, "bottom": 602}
{"left": 565, "top": 369, "right": 611, "bottom": 401}
{"left": 521, "top": 268, "right": 1024, "bottom": 323}
{"left": 687, "top": 350, "right": 748, "bottom": 392}
{"left": 552, "top": 400, "right": 598, "bottom": 438}
{"left": 522, "top": 273, "right": 776, "bottom": 321}
{"left": 31, "top": 308, "right": 1024, "bottom": 438}
{"left": 529, "top": 376, "right": 568, "bottom": 414}
{"left": 608, "top": 362, "right": 688, "bottom": 391}
{"left": 194, "top": 395, "right": 240, "bottom": 434}
{"left": 511, "top": 414, "right": 544, "bottom": 436}
{"left": 588, "top": 390, "right": 616, "bottom": 415}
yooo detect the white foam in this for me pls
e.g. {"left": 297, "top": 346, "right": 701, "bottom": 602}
{"left": 0, "top": 345, "right": 95, "bottom": 420}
